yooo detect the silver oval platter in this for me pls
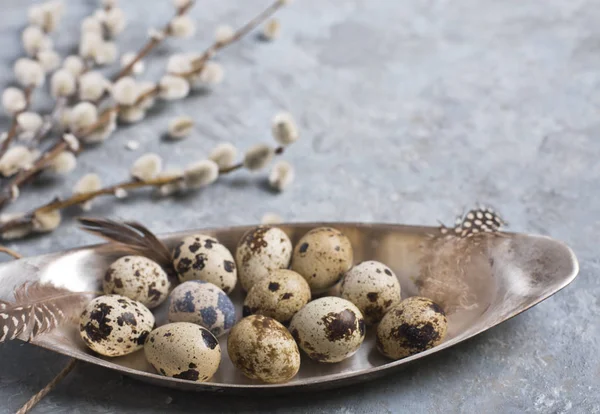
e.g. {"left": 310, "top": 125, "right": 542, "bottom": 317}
{"left": 0, "top": 222, "right": 579, "bottom": 394}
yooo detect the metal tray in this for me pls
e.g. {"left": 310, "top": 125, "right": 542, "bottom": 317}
{"left": 0, "top": 222, "right": 579, "bottom": 394}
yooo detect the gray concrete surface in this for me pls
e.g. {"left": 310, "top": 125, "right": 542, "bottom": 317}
{"left": 1, "top": 0, "right": 599, "bottom": 412}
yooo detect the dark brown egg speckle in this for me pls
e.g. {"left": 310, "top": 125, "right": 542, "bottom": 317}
{"left": 289, "top": 297, "right": 365, "bottom": 363}
{"left": 80, "top": 295, "right": 154, "bottom": 357}
{"left": 376, "top": 296, "right": 448, "bottom": 360}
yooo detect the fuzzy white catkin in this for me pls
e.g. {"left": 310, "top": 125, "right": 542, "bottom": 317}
{"left": 169, "top": 15, "right": 195, "bottom": 38}
{"left": 62, "top": 133, "right": 80, "bottom": 152}
{"left": 261, "top": 212, "right": 283, "bottom": 225}
{"left": 81, "top": 16, "right": 103, "bottom": 34}
{"left": 83, "top": 112, "right": 116, "bottom": 143}
{"left": 2, "top": 88, "right": 27, "bottom": 115}
{"left": 166, "top": 54, "right": 192, "bottom": 74}
{"left": 118, "top": 105, "right": 146, "bottom": 124}
{"left": 121, "top": 52, "right": 145, "bottom": 75}
{"left": 183, "top": 160, "right": 219, "bottom": 189}
{"left": 22, "top": 26, "right": 51, "bottom": 56}
{"left": 37, "top": 49, "right": 61, "bottom": 72}
{"left": 208, "top": 143, "right": 238, "bottom": 169}
{"left": 79, "top": 31, "right": 103, "bottom": 59}
{"left": 78, "top": 71, "right": 109, "bottom": 101}
{"left": 131, "top": 153, "right": 163, "bottom": 181}
{"left": 73, "top": 173, "right": 101, "bottom": 195}
{"left": 262, "top": 19, "right": 281, "bottom": 41}
{"left": 16, "top": 112, "right": 43, "bottom": 133}
{"left": 48, "top": 151, "right": 77, "bottom": 174}
{"left": 0, "top": 146, "right": 35, "bottom": 176}
{"left": 243, "top": 144, "right": 274, "bottom": 171}
{"left": 158, "top": 75, "right": 189, "bottom": 100}
{"left": 102, "top": 8, "right": 127, "bottom": 37}
{"left": 94, "top": 42, "right": 118, "bottom": 65}
{"left": 271, "top": 111, "right": 299, "bottom": 146}
{"left": 136, "top": 81, "right": 157, "bottom": 109}
{"left": 112, "top": 77, "right": 138, "bottom": 105}
{"left": 268, "top": 160, "right": 295, "bottom": 191}
{"left": 28, "top": 1, "right": 64, "bottom": 33}
{"left": 32, "top": 209, "right": 61, "bottom": 232}
{"left": 62, "top": 55, "right": 85, "bottom": 77}
{"left": 156, "top": 168, "right": 185, "bottom": 196}
{"left": 50, "top": 69, "right": 76, "bottom": 98}
{"left": 168, "top": 116, "right": 194, "bottom": 140}
{"left": 215, "top": 25, "right": 235, "bottom": 43}
{"left": 172, "top": 0, "right": 192, "bottom": 9}
{"left": 114, "top": 187, "right": 128, "bottom": 199}
{"left": 69, "top": 102, "right": 98, "bottom": 132}
{"left": 198, "top": 62, "right": 224, "bottom": 85}
{"left": 14, "top": 58, "right": 45, "bottom": 87}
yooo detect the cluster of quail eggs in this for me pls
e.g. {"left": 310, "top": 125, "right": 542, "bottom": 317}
{"left": 78, "top": 224, "right": 448, "bottom": 385}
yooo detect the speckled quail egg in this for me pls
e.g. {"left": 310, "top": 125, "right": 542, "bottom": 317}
{"left": 243, "top": 269, "right": 311, "bottom": 324}
{"left": 145, "top": 322, "right": 221, "bottom": 382}
{"left": 235, "top": 226, "right": 292, "bottom": 292}
{"left": 80, "top": 295, "right": 155, "bottom": 357}
{"left": 291, "top": 227, "right": 353, "bottom": 294}
{"left": 103, "top": 255, "right": 171, "bottom": 309}
{"left": 376, "top": 296, "right": 448, "bottom": 360}
{"left": 168, "top": 280, "right": 236, "bottom": 337}
{"left": 228, "top": 315, "right": 300, "bottom": 383}
{"left": 172, "top": 234, "right": 237, "bottom": 294}
{"left": 289, "top": 296, "right": 365, "bottom": 363}
{"left": 340, "top": 260, "right": 402, "bottom": 325}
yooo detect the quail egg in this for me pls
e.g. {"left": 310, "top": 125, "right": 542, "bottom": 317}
{"left": 168, "top": 280, "right": 236, "bottom": 337}
{"left": 228, "top": 315, "right": 300, "bottom": 383}
{"left": 80, "top": 295, "right": 155, "bottom": 357}
{"left": 235, "top": 226, "right": 292, "bottom": 291}
{"left": 145, "top": 322, "right": 221, "bottom": 382}
{"left": 340, "top": 260, "right": 402, "bottom": 325}
{"left": 243, "top": 269, "right": 311, "bottom": 324}
{"left": 376, "top": 296, "right": 448, "bottom": 360}
{"left": 291, "top": 227, "right": 353, "bottom": 294}
{"left": 172, "top": 234, "right": 237, "bottom": 294}
{"left": 289, "top": 297, "right": 365, "bottom": 363}
{"left": 103, "top": 255, "right": 171, "bottom": 309}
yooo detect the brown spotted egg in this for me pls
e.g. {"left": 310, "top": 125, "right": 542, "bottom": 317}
{"left": 243, "top": 269, "right": 311, "bottom": 324}
{"left": 168, "top": 280, "right": 236, "bottom": 337}
{"left": 235, "top": 226, "right": 292, "bottom": 292}
{"left": 376, "top": 296, "right": 448, "bottom": 360}
{"left": 103, "top": 255, "right": 171, "bottom": 309}
{"left": 79, "top": 295, "right": 155, "bottom": 357}
{"left": 172, "top": 234, "right": 237, "bottom": 294}
{"left": 228, "top": 315, "right": 300, "bottom": 383}
{"left": 291, "top": 227, "right": 353, "bottom": 294}
{"left": 340, "top": 260, "right": 401, "bottom": 325}
{"left": 289, "top": 297, "right": 365, "bottom": 363}
{"left": 145, "top": 322, "right": 221, "bottom": 382}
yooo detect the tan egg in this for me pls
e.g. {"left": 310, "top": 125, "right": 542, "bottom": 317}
{"left": 235, "top": 226, "right": 292, "bottom": 292}
{"left": 79, "top": 295, "right": 155, "bottom": 357}
{"left": 172, "top": 234, "right": 237, "bottom": 294}
{"left": 144, "top": 322, "right": 221, "bottom": 382}
{"left": 168, "top": 281, "right": 236, "bottom": 337}
{"left": 291, "top": 227, "right": 353, "bottom": 294}
{"left": 340, "top": 260, "right": 402, "bottom": 325}
{"left": 227, "top": 315, "right": 300, "bottom": 383}
{"left": 243, "top": 269, "right": 311, "bottom": 324}
{"left": 376, "top": 296, "right": 448, "bottom": 360}
{"left": 289, "top": 297, "right": 365, "bottom": 363}
{"left": 103, "top": 255, "right": 171, "bottom": 309}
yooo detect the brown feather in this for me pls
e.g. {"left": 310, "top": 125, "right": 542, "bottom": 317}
{"left": 78, "top": 217, "right": 173, "bottom": 268}
{"left": 0, "top": 281, "right": 95, "bottom": 342}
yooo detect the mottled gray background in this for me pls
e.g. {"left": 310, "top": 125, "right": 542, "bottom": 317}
{"left": 0, "top": 0, "right": 599, "bottom": 412}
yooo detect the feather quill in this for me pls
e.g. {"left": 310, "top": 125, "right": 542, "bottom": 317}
{"left": 78, "top": 217, "right": 173, "bottom": 269}
{"left": 0, "top": 282, "right": 95, "bottom": 342}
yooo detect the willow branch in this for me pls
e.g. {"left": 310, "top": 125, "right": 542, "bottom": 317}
{"left": 113, "top": 1, "right": 195, "bottom": 80}
{"left": 0, "top": 245, "right": 22, "bottom": 259}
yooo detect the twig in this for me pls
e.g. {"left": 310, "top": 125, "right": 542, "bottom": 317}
{"left": 113, "top": 1, "right": 195, "bottom": 80}
{"left": 16, "top": 358, "right": 78, "bottom": 414}
{"left": 0, "top": 86, "right": 34, "bottom": 159}
{"left": 176, "top": 0, "right": 287, "bottom": 78}
{"left": 0, "top": 245, "right": 22, "bottom": 259}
